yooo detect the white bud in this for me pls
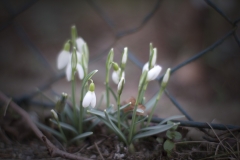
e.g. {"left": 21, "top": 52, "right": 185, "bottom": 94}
{"left": 51, "top": 109, "right": 58, "bottom": 121}
{"left": 117, "top": 77, "right": 125, "bottom": 95}
{"left": 162, "top": 68, "right": 171, "bottom": 88}
{"left": 122, "top": 47, "right": 128, "bottom": 64}
{"left": 147, "top": 65, "right": 162, "bottom": 81}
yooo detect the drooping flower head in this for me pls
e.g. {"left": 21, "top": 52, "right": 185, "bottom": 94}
{"left": 82, "top": 81, "right": 96, "bottom": 108}
{"left": 112, "top": 62, "right": 125, "bottom": 84}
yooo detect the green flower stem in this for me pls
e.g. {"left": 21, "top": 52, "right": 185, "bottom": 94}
{"left": 128, "top": 73, "right": 147, "bottom": 144}
{"left": 79, "top": 87, "right": 85, "bottom": 134}
{"left": 105, "top": 70, "right": 110, "bottom": 108}
{"left": 71, "top": 70, "right": 78, "bottom": 129}
{"left": 146, "top": 86, "right": 164, "bottom": 126}
{"left": 117, "top": 94, "right": 121, "bottom": 129}
{"left": 128, "top": 93, "right": 141, "bottom": 143}
{"left": 57, "top": 120, "right": 67, "bottom": 143}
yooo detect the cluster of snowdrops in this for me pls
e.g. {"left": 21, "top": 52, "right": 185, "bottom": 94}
{"left": 45, "top": 26, "right": 183, "bottom": 153}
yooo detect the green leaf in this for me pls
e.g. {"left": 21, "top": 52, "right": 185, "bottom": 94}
{"left": 87, "top": 109, "right": 128, "bottom": 129}
{"left": 96, "top": 92, "right": 104, "bottom": 109}
{"left": 113, "top": 103, "right": 131, "bottom": 115}
{"left": 174, "top": 131, "right": 182, "bottom": 140}
{"left": 133, "top": 124, "right": 175, "bottom": 141}
{"left": 159, "top": 115, "right": 185, "bottom": 125}
{"left": 139, "top": 123, "right": 178, "bottom": 132}
{"left": 87, "top": 118, "right": 100, "bottom": 131}
{"left": 82, "top": 70, "right": 98, "bottom": 89}
{"left": 69, "top": 132, "right": 93, "bottom": 144}
{"left": 50, "top": 119, "right": 78, "bottom": 134}
{"left": 166, "top": 130, "right": 174, "bottom": 139}
{"left": 163, "top": 139, "right": 175, "bottom": 151}
{"left": 167, "top": 121, "right": 179, "bottom": 130}
{"left": 108, "top": 87, "right": 117, "bottom": 102}
{"left": 84, "top": 116, "right": 96, "bottom": 122}
{"left": 35, "top": 121, "right": 64, "bottom": 140}
{"left": 145, "top": 94, "right": 158, "bottom": 111}
{"left": 135, "top": 115, "right": 148, "bottom": 124}
{"left": 106, "top": 49, "right": 114, "bottom": 69}
{"left": 64, "top": 106, "right": 74, "bottom": 123}
{"left": 104, "top": 111, "right": 128, "bottom": 145}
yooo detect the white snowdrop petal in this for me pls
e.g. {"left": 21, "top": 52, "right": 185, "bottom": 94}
{"left": 112, "top": 71, "right": 119, "bottom": 84}
{"left": 82, "top": 91, "right": 92, "bottom": 107}
{"left": 136, "top": 108, "right": 144, "bottom": 114}
{"left": 90, "top": 92, "right": 96, "bottom": 108}
{"left": 76, "top": 51, "right": 82, "bottom": 62}
{"left": 122, "top": 48, "right": 128, "bottom": 64}
{"left": 76, "top": 38, "right": 85, "bottom": 52}
{"left": 142, "top": 62, "right": 149, "bottom": 72}
{"left": 57, "top": 50, "right": 70, "bottom": 69}
{"left": 66, "top": 63, "right": 72, "bottom": 81}
{"left": 147, "top": 65, "right": 162, "bottom": 81}
{"left": 76, "top": 64, "right": 84, "bottom": 79}
{"left": 151, "top": 48, "right": 157, "bottom": 66}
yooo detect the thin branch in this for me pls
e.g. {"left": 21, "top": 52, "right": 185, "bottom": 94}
{"left": 0, "top": 91, "right": 91, "bottom": 160}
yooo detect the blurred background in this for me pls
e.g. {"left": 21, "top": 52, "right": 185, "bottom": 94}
{"left": 0, "top": 0, "right": 240, "bottom": 131}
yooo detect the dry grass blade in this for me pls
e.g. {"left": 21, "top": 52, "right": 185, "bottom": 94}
{"left": 94, "top": 142, "right": 105, "bottom": 160}
{"left": 0, "top": 91, "right": 91, "bottom": 160}
{"left": 206, "top": 122, "right": 237, "bottom": 159}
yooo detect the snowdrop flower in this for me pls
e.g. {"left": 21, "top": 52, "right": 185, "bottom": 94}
{"left": 121, "top": 47, "right": 128, "bottom": 70}
{"left": 65, "top": 50, "right": 84, "bottom": 81}
{"left": 147, "top": 65, "right": 162, "bottom": 81}
{"left": 57, "top": 41, "right": 71, "bottom": 70}
{"left": 51, "top": 109, "right": 59, "bottom": 121}
{"left": 82, "top": 82, "right": 96, "bottom": 108}
{"left": 117, "top": 77, "right": 125, "bottom": 95}
{"left": 150, "top": 48, "right": 157, "bottom": 68}
{"left": 161, "top": 68, "right": 171, "bottom": 88}
{"left": 76, "top": 38, "right": 85, "bottom": 53}
{"left": 112, "top": 62, "right": 125, "bottom": 84}
{"left": 57, "top": 41, "right": 84, "bottom": 81}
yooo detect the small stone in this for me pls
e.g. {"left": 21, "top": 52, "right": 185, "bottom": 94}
{"left": 114, "top": 153, "right": 125, "bottom": 159}
{"left": 103, "top": 149, "right": 109, "bottom": 156}
{"left": 90, "top": 154, "right": 96, "bottom": 159}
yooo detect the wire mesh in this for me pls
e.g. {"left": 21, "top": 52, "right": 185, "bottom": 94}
{"left": 1, "top": 0, "right": 240, "bottom": 130}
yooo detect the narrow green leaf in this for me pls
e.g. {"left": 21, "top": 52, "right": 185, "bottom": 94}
{"left": 145, "top": 94, "right": 158, "bottom": 111}
{"left": 159, "top": 115, "right": 185, "bottom": 125}
{"left": 84, "top": 116, "right": 96, "bottom": 122}
{"left": 104, "top": 111, "right": 128, "bottom": 145}
{"left": 108, "top": 87, "right": 117, "bottom": 102}
{"left": 87, "top": 118, "right": 100, "bottom": 131}
{"left": 87, "top": 109, "right": 128, "bottom": 129}
{"left": 69, "top": 132, "right": 93, "bottom": 144}
{"left": 35, "top": 121, "right": 64, "bottom": 140}
{"left": 64, "top": 106, "right": 74, "bottom": 123}
{"left": 82, "top": 70, "right": 98, "bottom": 88}
{"left": 133, "top": 124, "right": 175, "bottom": 141}
{"left": 167, "top": 121, "right": 179, "bottom": 130}
{"left": 50, "top": 119, "right": 78, "bottom": 134}
{"left": 96, "top": 92, "right": 104, "bottom": 109}
{"left": 135, "top": 115, "right": 148, "bottom": 124}
{"left": 139, "top": 123, "right": 179, "bottom": 132}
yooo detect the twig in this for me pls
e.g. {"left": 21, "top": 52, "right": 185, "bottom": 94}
{"left": 94, "top": 142, "right": 105, "bottom": 160}
{"left": 0, "top": 91, "right": 91, "bottom": 160}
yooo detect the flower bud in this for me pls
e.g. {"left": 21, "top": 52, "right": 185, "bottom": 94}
{"left": 51, "top": 109, "right": 58, "bottom": 121}
{"left": 121, "top": 47, "right": 128, "bottom": 69}
{"left": 117, "top": 77, "right": 125, "bottom": 95}
{"left": 161, "top": 68, "right": 171, "bottom": 88}
{"left": 112, "top": 62, "right": 119, "bottom": 71}
{"left": 147, "top": 65, "right": 162, "bottom": 81}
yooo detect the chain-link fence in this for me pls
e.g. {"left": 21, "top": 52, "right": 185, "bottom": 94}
{"left": 0, "top": 0, "right": 240, "bottom": 132}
